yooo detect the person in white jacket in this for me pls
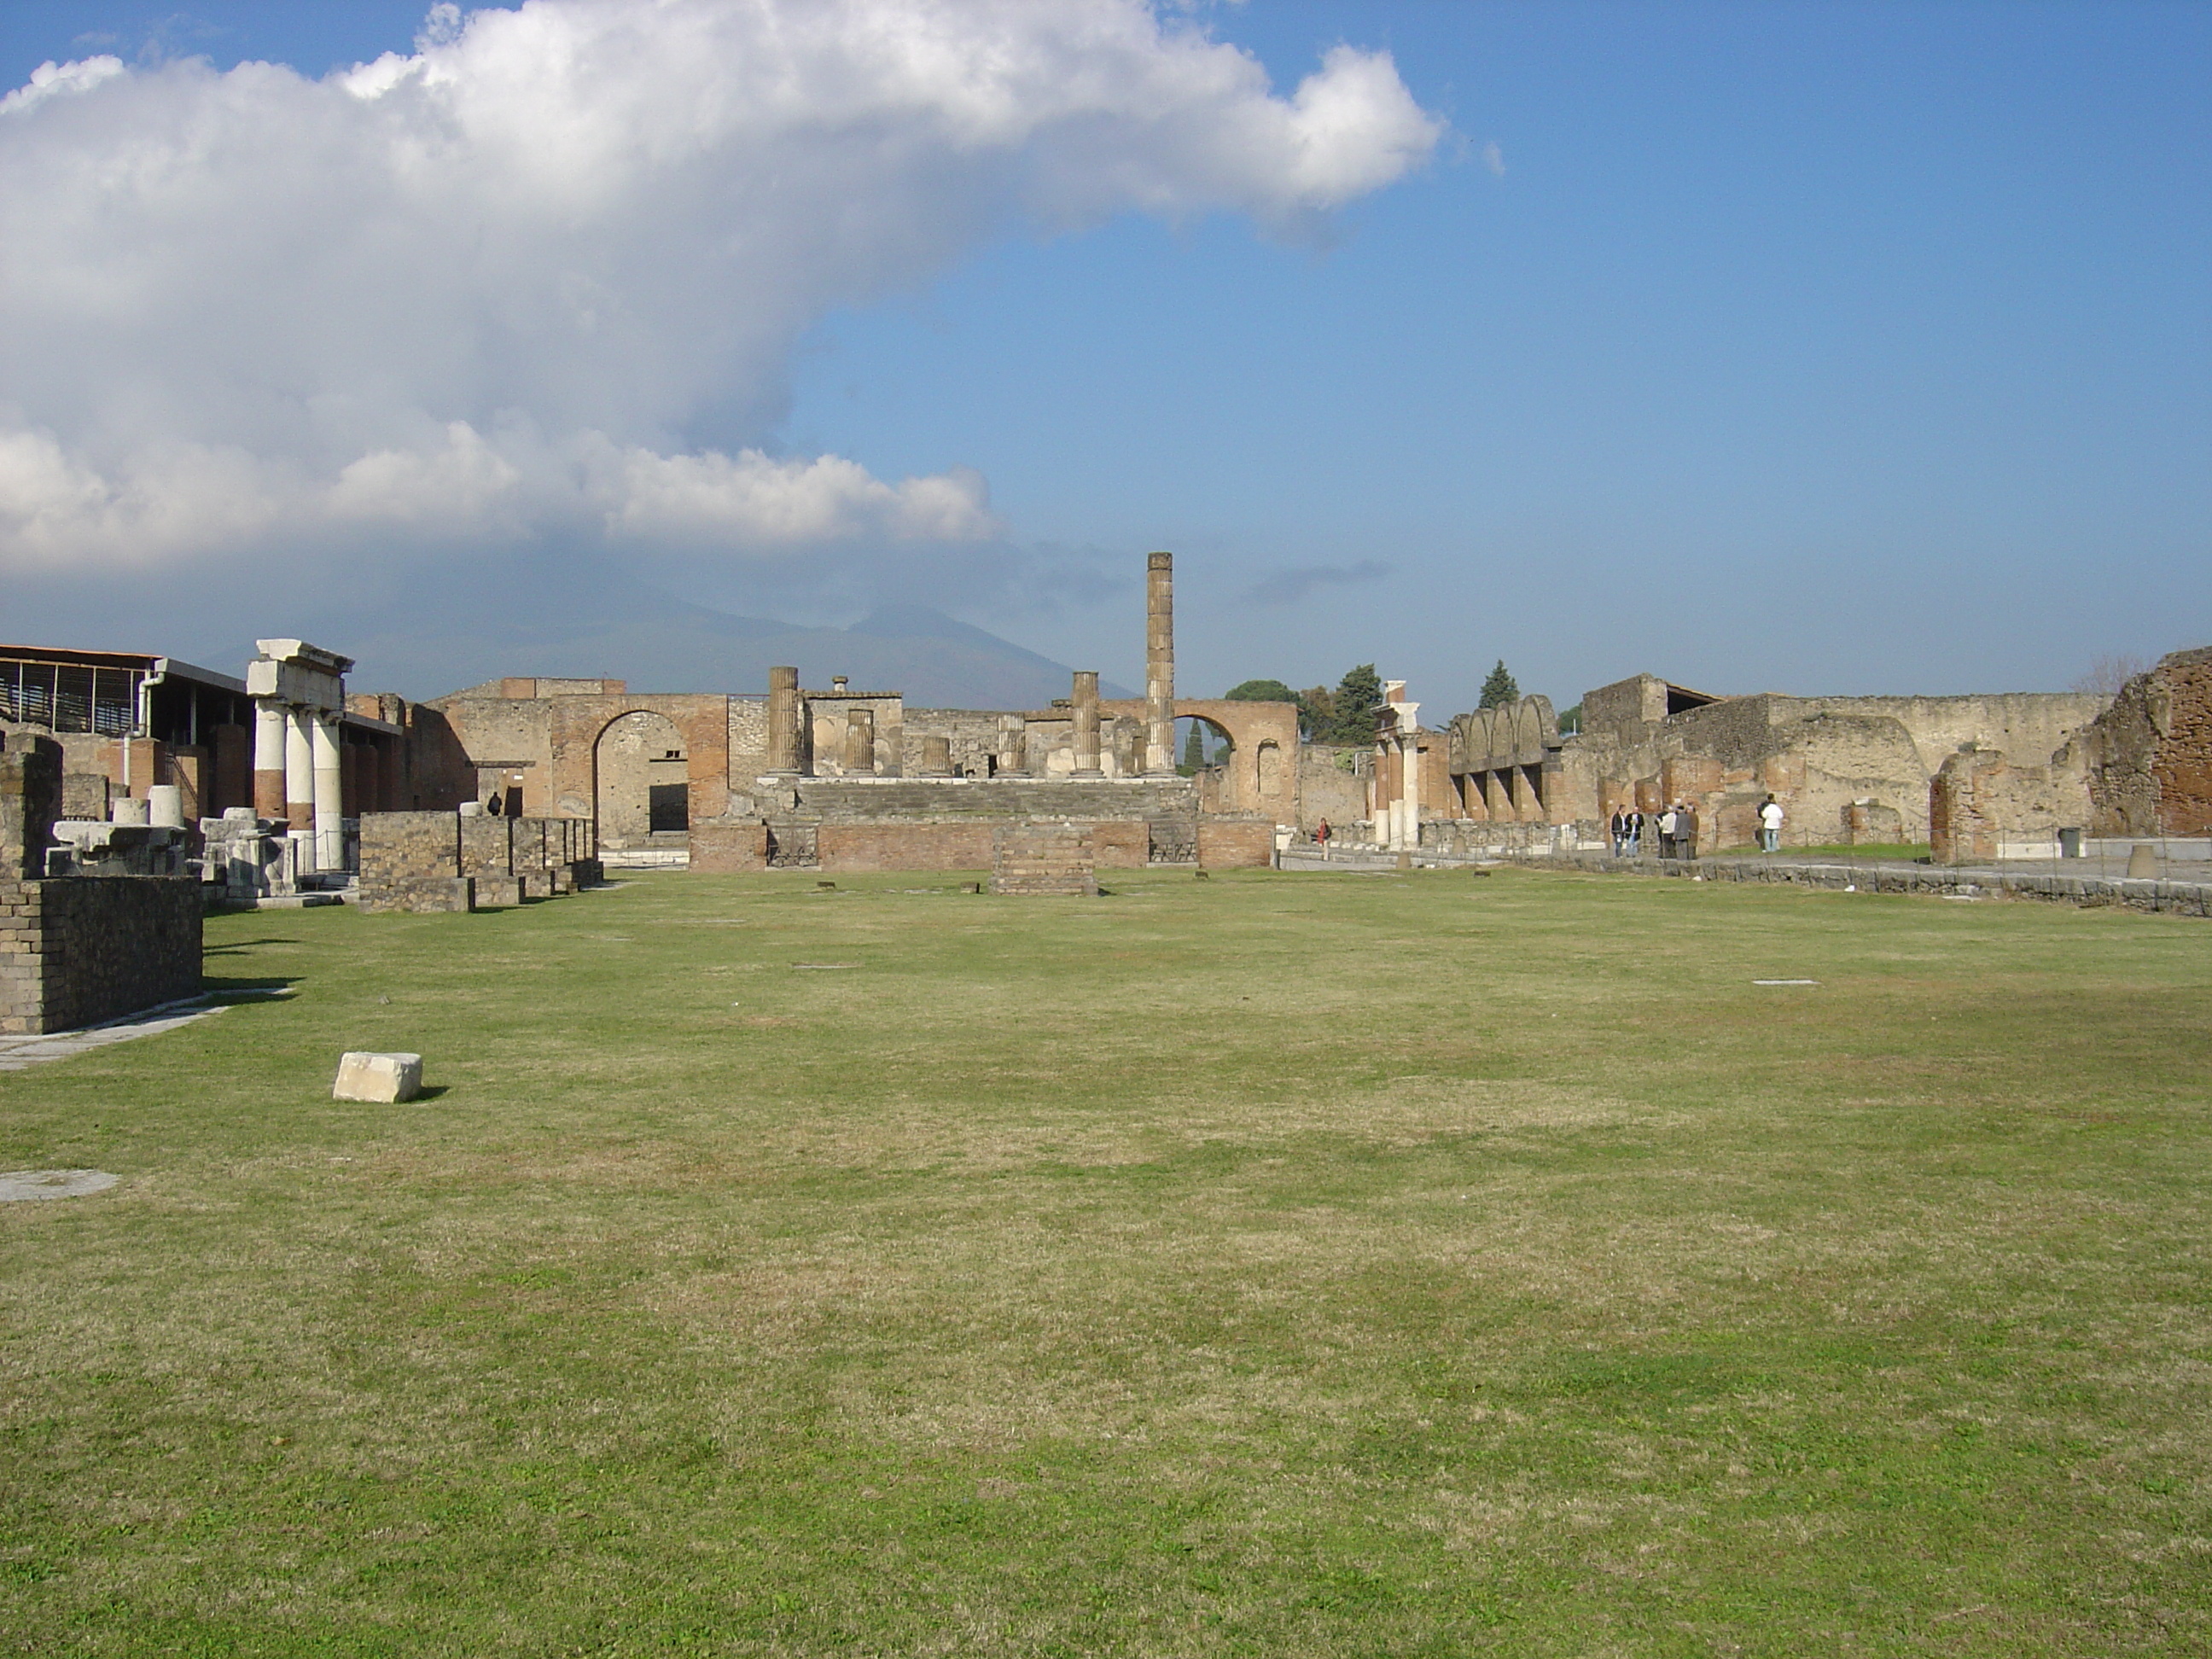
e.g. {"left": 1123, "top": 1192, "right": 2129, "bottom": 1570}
{"left": 1758, "top": 796, "right": 1784, "bottom": 853}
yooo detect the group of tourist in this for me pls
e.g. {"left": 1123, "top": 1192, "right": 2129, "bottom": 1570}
{"left": 1608, "top": 795, "right": 1786, "bottom": 859}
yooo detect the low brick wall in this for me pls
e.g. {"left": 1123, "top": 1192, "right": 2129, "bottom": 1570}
{"left": 1092, "top": 821, "right": 1149, "bottom": 869}
{"left": 361, "top": 812, "right": 593, "bottom": 908}
{"left": 690, "top": 824, "right": 769, "bottom": 872}
{"left": 1196, "top": 819, "right": 1274, "bottom": 870}
{"left": 820, "top": 822, "right": 997, "bottom": 872}
{"left": 0, "top": 876, "right": 202, "bottom": 1035}
{"left": 991, "top": 823, "right": 1097, "bottom": 896}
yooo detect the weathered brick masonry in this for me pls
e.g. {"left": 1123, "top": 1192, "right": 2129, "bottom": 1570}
{"left": 0, "top": 876, "right": 203, "bottom": 1035}
{"left": 991, "top": 824, "right": 1097, "bottom": 896}
{"left": 358, "top": 810, "right": 602, "bottom": 911}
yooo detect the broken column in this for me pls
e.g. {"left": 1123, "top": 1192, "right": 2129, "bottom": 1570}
{"left": 1145, "top": 551, "right": 1175, "bottom": 774}
{"left": 765, "top": 666, "right": 802, "bottom": 774}
{"left": 843, "top": 706, "right": 876, "bottom": 775}
{"left": 1072, "top": 672, "right": 1103, "bottom": 777}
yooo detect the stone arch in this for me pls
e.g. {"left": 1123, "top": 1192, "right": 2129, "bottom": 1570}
{"left": 593, "top": 709, "right": 691, "bottom": 849}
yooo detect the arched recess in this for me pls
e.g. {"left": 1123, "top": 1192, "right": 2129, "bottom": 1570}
{"left": 594, "top": 710, "right": 690, "bottom": 849}
{"left": 1255, "top": 738, "right": 1285, "bottom": 802}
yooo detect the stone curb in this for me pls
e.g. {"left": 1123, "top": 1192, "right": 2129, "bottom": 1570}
{"left": 1504, "top": 853, "right": 2212, "bottom": 918}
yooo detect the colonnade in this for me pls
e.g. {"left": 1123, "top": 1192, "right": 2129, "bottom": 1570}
{"left": 246, "top": 639, "right": 353, "bottom": 874}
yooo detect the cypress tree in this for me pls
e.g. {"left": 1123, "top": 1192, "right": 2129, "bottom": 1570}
{"left": 1330, "top": 664, "right": 1384, "bottom": 745}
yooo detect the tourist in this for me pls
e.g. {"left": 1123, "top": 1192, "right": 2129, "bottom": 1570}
{"left": 1759, "top": 795, "right": 1784, "bottom": 853}
{"left": 1315, "top": 818, "right": 1332, "bottom": 858}
{"left": 1679, "top": 801, "right": 1699, "bottom": 860}
{"left": 1657, "top": 803, "right": 1679, "bottom": 859}
{"left": 1624, "top": 808, "right": 1643, "bottom": 858}
{"left": 1609, "top": 805, "right": 1627, "bottom": 858}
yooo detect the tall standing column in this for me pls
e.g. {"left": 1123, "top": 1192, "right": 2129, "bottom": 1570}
{"left": 311, "top": 713, "right": 344, "bottom": 871}
{"left": 1402, "top": 735, "right": 1422, "bottom": 850}
{"left": 1144, "top": 551, "right": 1175, "bottom": 773}
{"left": 765, "top": 666, "right": 801, "bottom": 774}
{"left": 253, "top": 701, "right": 288, "bottom": 819}
{"left": 1072, "top": 672, "right": 1102, "bottom": 777}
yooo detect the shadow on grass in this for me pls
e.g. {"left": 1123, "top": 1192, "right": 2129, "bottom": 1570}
{"left": 200, "top": 975, "right": 300, "bottom": 1002}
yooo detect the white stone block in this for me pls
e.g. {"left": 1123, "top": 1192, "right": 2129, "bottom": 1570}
{"left": 333, "top": 1051, "right": 425, "bottom": 1103}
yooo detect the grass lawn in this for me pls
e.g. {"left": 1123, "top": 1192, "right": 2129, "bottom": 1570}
{"left": 3, "top": 866, "right": 2209, "bottom": 1656}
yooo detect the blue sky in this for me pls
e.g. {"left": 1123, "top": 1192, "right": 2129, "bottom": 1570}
{"left": 2, "top": 1, "right": 2204, "bottom": 712}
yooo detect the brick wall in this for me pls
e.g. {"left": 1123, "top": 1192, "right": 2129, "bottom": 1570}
{"left": 991, "top": 824, "right": 1097, "bottom": 895}
{"left": 0, "top": 875, "right": 201, "bottom": 1035}
{"left": 821, "top": 822, "right": 996, "bottom": 871}
{"left": 1196, "top": 818, "right": 1274, "bottom": 869}
{"left": 2, "top": 736, "right": 62, "bottom": 879}
{"left": 690, "top": 824, "right": 768, "bottom": 872}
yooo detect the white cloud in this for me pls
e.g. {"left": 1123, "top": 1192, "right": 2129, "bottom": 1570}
{"left": 0, "top": 0, "right": 1441, "bottom": 573}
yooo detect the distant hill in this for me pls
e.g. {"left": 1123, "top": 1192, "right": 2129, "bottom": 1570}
{"left": 286, "top": 585, "right": 1135, "bottom": 709}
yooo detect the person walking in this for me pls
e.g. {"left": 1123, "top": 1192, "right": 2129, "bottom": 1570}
{"left": 1758, "top": 795, "right": 1784, "bottom": 853}
{"left": 1315, "top": 818, "right": 1332, "bottom": 859}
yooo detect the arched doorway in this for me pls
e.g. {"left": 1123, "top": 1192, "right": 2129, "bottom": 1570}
{"left": 595, "top": 711, "right": 690, "bottom": 850}
{"left": 1173, "top": 714, "right": 1235, "bottom": 776}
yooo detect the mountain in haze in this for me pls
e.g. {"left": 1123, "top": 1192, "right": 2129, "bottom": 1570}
{"left": 282, "top": 584, "right": 1136, "bottom": 709}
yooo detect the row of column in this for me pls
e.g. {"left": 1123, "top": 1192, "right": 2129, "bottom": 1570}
{"left": 252, "top": 701, "right": 343, "bottom": 871}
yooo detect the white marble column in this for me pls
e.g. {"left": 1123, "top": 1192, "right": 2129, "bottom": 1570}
{"left": 311, "top": 713, "right": 344, "bottom": 871}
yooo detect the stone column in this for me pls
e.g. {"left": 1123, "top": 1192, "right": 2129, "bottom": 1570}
{"left": 1072, "top": 672, "right": 1102, "bottom": 777}
{"left": 1144, "top": 551, "right": 1175, "bottom": 773}
{"left": 842, "top": 707, "right": 876, "bottom": 775}
{"left": 253, "top": 702, "right": 288, "bottom": 819}
{"left": 765, "top": 666, "right": 801, "bottom": 774}
{"left": 1403, "top": 734, "right": 1422, "bottom": 850}
{"left": 283, "top": 707, "right": 315, "bottom": 831}
{"left": 311, "top": 713, "right": 344, "bottom": 871}
{"left": 920, "top": 735, "right": 952, "bottom": 777}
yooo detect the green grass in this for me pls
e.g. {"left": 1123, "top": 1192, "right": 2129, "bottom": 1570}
{"left": 3, "top": 865, "right": 2209, "bottom": 1656}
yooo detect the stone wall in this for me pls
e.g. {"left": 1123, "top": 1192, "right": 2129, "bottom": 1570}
{"left": 1563, "top": 683, "right": 2109, "bottom": 850}
{"left": 1296, "top": 746, "right": 1369, "bottom": 834}
{"left": 2065, "top": 648, "right": 2212, "bottom": 835}
{"left": 0, "top": 875, "right": 202, "bottom": 1035}
{"left": 1929, "top": 748, "right": 2089, "bottom": 864}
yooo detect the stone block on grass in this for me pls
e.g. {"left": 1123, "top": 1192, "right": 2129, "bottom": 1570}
{"left": 334, "top": 1051, "right": 424, "bottom": 1103}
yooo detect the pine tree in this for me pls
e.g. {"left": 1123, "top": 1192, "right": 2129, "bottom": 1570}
{"left": 1295, "top": 685, "right": 1334, "bottom": 742}
{"left": 1329, "top": 664, "right": 1384, "bottom": 745}
{"left": 1479, "top": 660, "right": 1519, "bottom": 709}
